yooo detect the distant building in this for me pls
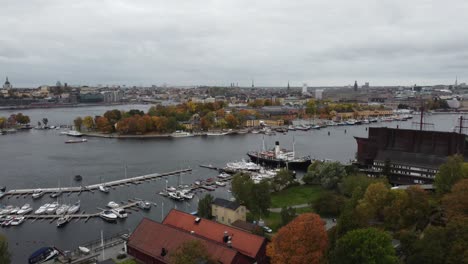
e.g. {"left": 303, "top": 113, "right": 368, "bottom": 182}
{"left": 363, "top": 82, "right": 370, "bottom": 89}
{"left": 315, "top": 89, "right": 323, "bottom": 100}
{"left": 354, "top": 81, "right": 358, "bottom": 91}
{"left": 212, "top": 198, "right": 246, "bottom": 225}
{"left": 79, "top": 93, "right": 104, "bottom": 103}
{"left": 355, "top": 127, "right": 468, "bottom": 185}
{"left": 302, "top": 83, "right": 308, "bottom": 95}
{"left": 3, "top": 77, "right": 12, "bottom": 90}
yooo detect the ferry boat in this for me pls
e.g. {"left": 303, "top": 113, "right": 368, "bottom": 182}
{"left": 247, "top": 141, "right": 311, "bottom": 171}
{"left": 170, "top": 130, "right": 194, "bottom": 138}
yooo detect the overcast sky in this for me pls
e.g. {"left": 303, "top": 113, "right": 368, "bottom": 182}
{"left": 1, "top": 0, "right": 467, "bottom": 87}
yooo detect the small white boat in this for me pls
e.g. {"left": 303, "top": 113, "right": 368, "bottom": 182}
{"left": 56, "top": 204, "right": 70, "bottom": 215}
{"left": 46, "top": 202, "right": 59, "bottom": 214}
{"left": 166, "top": 186, "right": 176, "bottom": 192}
{"left": 106, "top": 201, "right": 119, "bottom": 208}
{"left": 111, "top": 208, "right": 127, "bottom": 219}
{"left": 32, "top": 189, "right": 45, "bottom": 199}
{"left": 215, "top": 181, "right": 226, "bottom": 187}
{"left": 56, "top": 215, "right": 71, "bottom": 228}
{"left": 99, "top": 210, "right": 118, "bottom": 222}
{"left": 35, "top": 204, "right": 50, "bottom": 215}
{"left": 98, "top": 185, "right": 110, "bottom": 193}
{"left": 217, "top": 172, "right": 230, "bottom": 179}
{"left": 179, "top": 191, "right": 194, "bottom": 200}
{"left": 206, "top": 131, "right": 229, "bottom": 136}
{"left": 136, "top": 201, "right": 152, "bottom": 210}
{"left": 170, "top": 131, "right": 194, "bottom": 138}
{"left": 168, "top": 192, "right": 184, "bottom": 201}
{"left": 65, "top": 138, "right": 87, "bottom": 144}
{"left": 67, "top": 201, "right": 80, "bottom": 214}
{"left": 10, "top": 206, "right": 20, "bottom": 214}
{"left": 66, "top": 130, "right": 83, "bottom": 137}
{"left": 9, "top": 216, "right": 25, "bottom": 226}
{"left": 17, "top": 204, "right": 33, "bottom": 215}
{"left": 78, "top": 246, "right": 90, "bottom": 254}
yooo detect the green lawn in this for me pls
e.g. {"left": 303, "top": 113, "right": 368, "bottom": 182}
{"left": 264, "top": 212, "right": 282, "bottom": 231}
{"left": 116, "top": 259, "right": 137, "bottom": 264}
{"left": 270, "top": 185, "right": 325, "bottom": 208}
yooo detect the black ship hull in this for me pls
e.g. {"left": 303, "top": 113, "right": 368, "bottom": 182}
{"left": 247, "top": 153, "right": 311, "bottom": 171}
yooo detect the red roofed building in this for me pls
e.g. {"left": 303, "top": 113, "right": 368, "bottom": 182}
{"left": 127, "top": 218, "right": 250, "bottom": 264}
{"left": 163, "top": 209, "right": 268, "bottom": 264}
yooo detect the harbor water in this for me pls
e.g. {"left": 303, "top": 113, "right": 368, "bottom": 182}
{"left": 0, "top": 105, "right": 463, "bottom": 262}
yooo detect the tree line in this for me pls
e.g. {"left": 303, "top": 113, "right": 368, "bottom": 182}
{"left": 0, "top": 113, "right": 30, "bottom": 129}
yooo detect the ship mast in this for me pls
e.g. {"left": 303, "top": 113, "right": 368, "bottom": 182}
{"left": 292, "top": 136, "right": 295, "bottom": 159}
{"left": 412, "top": 99, "right": 434, "bottom": 131}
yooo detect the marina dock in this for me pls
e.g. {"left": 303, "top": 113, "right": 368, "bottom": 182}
{"left": 2, "top": 168, "right": 192, "bottom": 198}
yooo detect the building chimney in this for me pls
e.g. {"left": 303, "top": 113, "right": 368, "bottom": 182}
{"left": 223, "top": 231, "right": 229, "bottom": 243}
{"left": 275, "top": 141, "right": 280, "bottom": 157}
{"left": 195, "top": 217, "right": 201, "bottom": 224}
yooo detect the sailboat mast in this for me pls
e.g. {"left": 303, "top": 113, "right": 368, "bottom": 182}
{"left": 262, "top": 135, "right": 265, "bottom": 152}
{"left": 292, "top": 136, "right": 295, "bottom": 159}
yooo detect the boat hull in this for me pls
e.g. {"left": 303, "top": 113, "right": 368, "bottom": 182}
{"left": 247, "top": 153, "right": 311, "bottom": 171}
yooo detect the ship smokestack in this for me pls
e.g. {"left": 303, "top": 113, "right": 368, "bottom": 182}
{"left": 275, "top": 141, "right": 280, "bottom": 157}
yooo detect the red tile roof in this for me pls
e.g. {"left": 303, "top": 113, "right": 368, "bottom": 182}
{"left": 163, "top": 209, "right": 266, "bottom": 259}
{"left": 128, "top": 218, "right": 240, "bottom": 264}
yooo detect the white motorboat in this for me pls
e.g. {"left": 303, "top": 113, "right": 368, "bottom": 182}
{"left": 166, "top": 186, "right": 177, "bottom": 192}
{"left": 56, "top": 215, "right": 71, "bottom": 227}
{"left": 17, "top": 204, "right": 33, "bottom": 215}
{"left": 217, "top": 172, "right": 230, "bottom": 179}
{"left": 99, "top": 210, "right": 118, "bottom": 222}
{"left": 136, "top": 201, "right": 151, "bottom": 210}
{"left": 111, "top": 208, "right": 127, "bottom": 219}
{"left": 99, "top": 185, "right": 110, "bottom": 193}
{"left": 50, "top": 191, "right": 62, "bottom": 198}
{"left": 170, "top": 131, "right": 194, "bottom": 138}
{"left": 179, "top": 190, "right": 194, "bottom": 200}
{"left": 32, "top": 189, "right": 45, "bottom": 199}
{"left": 65, "top": 138, "right": 87, "bottom": 144}
{"left": 106, "top": 201, "right": 119, "bottom": 208}
{"left": 46, "top": 202, "right": 59, "bottom": 214}
{"left": 66, "top": 130, "right": 83, "bottom": 137}
{"left": 215, "top": 181, "right": 226, "bottom": 187}
{"left": 168, "top": 192, "right": 184, "bottom": 201}
{"left": 56, "top": 204, "right": 70, "bottom": 215}
{"left": 35, "top": 204, "right": 50, "bottom": 215}
{"left": 206, "top": 131, "right": 229, "bottom": 136}
{"left": 10, "top": 216, "right": 25, "bottom": 226}
{"left": 78, "top": 246, "right": 90, "bottom": 254}
{"left": 67, "top": 201, "right": 80, "bottom": 214}
{"left": 10, "top": 206, "right": 20, "bottom": 214}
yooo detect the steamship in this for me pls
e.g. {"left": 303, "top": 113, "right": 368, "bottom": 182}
{"left": 247, "top": 141, "right": 311, "bottom": 170}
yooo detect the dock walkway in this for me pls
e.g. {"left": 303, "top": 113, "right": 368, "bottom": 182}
{"left": 2, "top": 168, "right": 192, "bottom": 197}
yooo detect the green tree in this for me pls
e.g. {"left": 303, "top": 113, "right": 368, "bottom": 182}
{"left": 15, "top": 113, "right": 30, "bottom": 124}
{"left": 0, "top": 234, "right": 11, "bottom": 264}
{"left": 313, "top": 191, "right": 346, "bottom": 217}
{"left": 280, "top": 206, "right": 296, "bottom": 227}
{"left": 339, "top": 174, "right": 384, "bottom": 198}
{"left": 83, "top": 116, "right": 94, "bottom": 130}
{"left": 356, "top": 182, "right": 390, "bottom": 222}
{"left": 231, "top": 173, "right": 254, "bottom": 205}
{"left": 305, "top": 161, "right": 347, "bottom": 189}
{"left": 197, "top": 194, "right": 214, "bottom": 219}
{"left": 42, "top": 118, "right": 48, "bottom": 126}
{"left": 73, "top": 117, "right": 83, "bottom": 131}
{"left": 250, "top": 180, "right": 271, "bottom": 217}
{"left": 271, "top": 169, "right": 294, "bottom": 191}
{"left": 434, "top": 155, "right": 468, "bottom": 195}
{"left": 332, "top": 228, "right": 398, "bottom": 264}
{"left": 170, "top": 240, "right": 216, "bottom": 264}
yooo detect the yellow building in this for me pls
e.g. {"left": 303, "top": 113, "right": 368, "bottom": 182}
{"left": 211, "top": 198, "right": 246, "bottom": 225}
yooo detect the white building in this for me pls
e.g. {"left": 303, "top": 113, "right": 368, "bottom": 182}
{"left": 302, "top": 83, "right": 308, "bottom": 95}
{"left": 315, "top": 89, "right": 324, "bottom": 100}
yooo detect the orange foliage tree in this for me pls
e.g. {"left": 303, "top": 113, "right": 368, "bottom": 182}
{"left": 267, "top": 213, "right": 328, "bottom": 264}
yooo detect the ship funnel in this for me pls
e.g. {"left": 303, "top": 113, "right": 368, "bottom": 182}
{"left": 275, "top": 141, "right": 280, "bottom": 157}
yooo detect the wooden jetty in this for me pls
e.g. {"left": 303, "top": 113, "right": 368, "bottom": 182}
{"left": 2, "top": 168, "right": 192, "bottom": 198}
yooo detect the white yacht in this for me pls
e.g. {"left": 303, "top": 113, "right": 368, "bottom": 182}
{"left": 168, "top": 192, "right": 184, "bottom": 201}
{"left": 111, "top": 208, "right": 127, "bottom": 219}
{"left": 17, "top": 204, "right": 33, "bottom": 215}
{"left": 106, "top": 201, "right": 119, "bottom": 208}
{"left": 10, "top": 206, "right": 20, "bottom": 214}
{"left": 170, "top": 131, "right": 194, "bottom": 138}
{"left": 56, "top": 204, "right": 70, "bottom": 215}
{"left": 32, "top": 189, "right": 45, "bottom": 199}
{"left": 66, "top": 130, "right": 83, "bottom": 137}
{"left": 136, "top": 201, "right": 152, "bottom": 210}
{"left": 10, "top": 216, "right": 25, "bottom": 226}
{"left": 215, "top": 181, "right": 226, "bottom": 187}
{"left": 67, "top": 201, "right": 80, "bottom": 214}
{"left": 99, "top": 210, "right": 118, "bottom": 222}
{"left": 98, "top": 185, "right": 110, "bottom": 193}
{"left": 46, "top": 202, "right": 59, "bottom": 214}
{"left": 35, "top": 204, "right": 50, "bottom": 215}
{"left": 206, "top": 131, "right": 229, "bottom": 136}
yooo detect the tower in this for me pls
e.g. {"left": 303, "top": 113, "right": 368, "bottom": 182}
{"left": 251, "top": 79, "right": 254, "bottom": 88}
{"left": 455, "top": 76, "right": 458, "bottom": 87}
{"left": 3, "top": 76, "right": 12, "bottom": 90}
{"left": 353, "top": 80, "right": 358, "bottom": 91}
{"left": 287, "top": 81, "right": 290, "bottom": 92}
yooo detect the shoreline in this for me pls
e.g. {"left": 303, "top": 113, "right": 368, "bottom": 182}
{"left": 0, "top": 102, "right": 150, "bottom": 111}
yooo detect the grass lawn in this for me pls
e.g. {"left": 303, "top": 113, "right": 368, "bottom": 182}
{"left": 116, "top": 259, "right": 137, "bottom": 264}
{"left": 264, "top": 212, "right": 282, "bottom": 231}
{"left": 270, "top": 185, "right": 325, "bottom": 208}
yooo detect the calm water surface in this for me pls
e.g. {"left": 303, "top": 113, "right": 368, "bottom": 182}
{"left": 0, "top": 106, "right": 463, "bottom": 262}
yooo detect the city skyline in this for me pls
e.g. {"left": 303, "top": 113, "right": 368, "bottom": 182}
{"left": 1, "top": 1, "right": 468, "bottom": 87}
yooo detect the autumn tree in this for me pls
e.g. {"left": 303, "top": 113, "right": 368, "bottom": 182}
{"left": 0, "top": 117, "right": 6, "bottom": 129}
{"left": 338, "top": 174, "right": 385, "bottom": 198}
{"left": 170, "top": 240, "right": 216, "bottom": 264}
{"left": 15, "top": 113, "right": 30, "bottom": 124}
{"left": 83, "top": 116, "right": 94, "bottom": 130}
{"left": 225, "top": 114, "right": 239, "bottom": 128}
{"left": 356, "top": 182, "right": 390, "bottom": 222}
{"left": 103, "top": 109, "right": 122, "bottom": 125}
{"left": 0, "top": 234, "right": 11, "bottom": 264}
{"left": 73, "top": 117, "right": 83, "bottom": 131}
{"left": 331, "top": 228, "right": 398, "bottom": 264}
{"left": 434, "top": 155, "right": 468, "bottom": 194}
{"left": 442, "top": 179, "right": 468, "bottom": 220}
{"left": 95, "top": 116, "right": 113, "bottom": 133}
{"left": 197, "top": 194, "right": 214, "bottom": 219}
{"left": 267, "top": 213, "right": 328, "bottom": 264}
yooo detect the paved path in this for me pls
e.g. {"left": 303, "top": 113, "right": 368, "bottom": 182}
{"left": 268, "top": 203, "right": 309, "bottom": 213}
